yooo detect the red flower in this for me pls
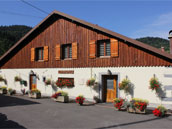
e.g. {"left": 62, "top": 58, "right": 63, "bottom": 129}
{"left": 114, "top": 99, "right": 124, "bottom": 110}
{"left": 76, "top": 96, "right": 85, "bottom": 104}
{"left": 153, "top": 108, "right": 162, "bottom": 117}
{"left": 51, "top": 92, "right": 61, "bottom": 98}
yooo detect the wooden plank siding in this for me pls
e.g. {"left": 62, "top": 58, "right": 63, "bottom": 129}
{"left": 1, "top": 16, "right": 172, "bottom": 69}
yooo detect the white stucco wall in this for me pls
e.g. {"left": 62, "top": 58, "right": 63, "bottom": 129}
{"left": 1, "top": 66, "right": 172, "bottom": 107}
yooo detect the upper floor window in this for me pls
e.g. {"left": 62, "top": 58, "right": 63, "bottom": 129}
{"left": 35, "top": 47, "right": 44, "bottom": 61}
{"left": 97, "top": 40, "right": 111, "bottom": 57}
{"left": 62, "top": 44, "right": 72, "bottom": 59}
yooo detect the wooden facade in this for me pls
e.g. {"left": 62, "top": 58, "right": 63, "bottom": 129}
{"left": 0, "top": 11, "right": 172, "bottom": 69}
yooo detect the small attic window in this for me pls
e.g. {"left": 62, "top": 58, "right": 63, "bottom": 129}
{"left": 62, "top": 44, "right": 72, "bottom": 59}
{"left": 97, "top": 40, "right": 111, "bottom": 57}
{"left": 35, "top": 47, "right": 44, "bottom": 61}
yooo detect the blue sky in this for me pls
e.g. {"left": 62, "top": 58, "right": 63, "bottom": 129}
{"left": 0, "top": 0, "right": 172, "bottom": 39}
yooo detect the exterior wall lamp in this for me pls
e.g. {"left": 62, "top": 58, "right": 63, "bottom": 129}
{"left": 107, "top": 69, "right": 112, "bottom": 75}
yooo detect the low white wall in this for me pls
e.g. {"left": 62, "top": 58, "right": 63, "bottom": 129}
{"left": 0, "top": 66, "right": 172, "bottom": 106}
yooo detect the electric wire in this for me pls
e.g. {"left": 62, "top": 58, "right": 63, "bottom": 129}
{"left": 20, "top": 0, "right": 76, "bottom": 44}
{"left": 0, "top": 10, "right": 44, "bottom": 19}
{"left": 20, "top": 0, "right": 49, "bottom": 15}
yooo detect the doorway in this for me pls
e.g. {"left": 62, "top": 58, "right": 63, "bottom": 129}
{"left": 102, "top": 75, "right": 118, "bottom": 102}
{"left": 29, "top": 74, "right": 37, "bottom": 90}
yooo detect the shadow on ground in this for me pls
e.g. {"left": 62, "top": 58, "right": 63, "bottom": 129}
{"left": 95, "top": 116, "right": 169, "bottom": 129}
{"left": 0, "top": 94, "right": 40, "bottom": 107}
{"left": 0, "top": 113, "right": 26, "bottom": 129}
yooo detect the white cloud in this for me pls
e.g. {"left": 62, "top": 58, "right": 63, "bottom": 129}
{"left": 130, "top": 12, "right": 172, "bottom": 39}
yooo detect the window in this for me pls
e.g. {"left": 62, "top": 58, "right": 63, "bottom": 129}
{"left": 62, "top": 44, "right": 72, "bottom": 59}
{"left": 35, "top": 47, "right": 44, "bottom": 61}
{"left": 56, "top": 78, "right": 74, "bottom": 87}
{"left": 97, "top": 40, "right": 111, "bottom": 57}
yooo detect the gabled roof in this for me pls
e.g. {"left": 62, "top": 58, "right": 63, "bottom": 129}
{"left": 0, "top": 10, "right": 172, "bottom": 62}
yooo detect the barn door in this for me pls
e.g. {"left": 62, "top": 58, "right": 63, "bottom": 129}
{"left": 102, "top": 75, "right": 117, "bottom": 102}
{"left": 30, "top": 75, "right": 37, "bottom": 90}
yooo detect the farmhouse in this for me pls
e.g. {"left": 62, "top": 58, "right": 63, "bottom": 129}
{"left": 0, "top": 10, "right": 172, "bottom": 105}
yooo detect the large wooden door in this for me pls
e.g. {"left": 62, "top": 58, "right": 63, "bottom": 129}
{"left": 30, "top": 75, "right": 37, "bottom": 90}
{"left": 102, "top": 75, "right": 117, "bottom": 102}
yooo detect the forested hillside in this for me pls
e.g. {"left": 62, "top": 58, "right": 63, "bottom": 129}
{"left": 0, "top": 25, "right": 32, "bottom": 57}
{"left": 136, "top": 37, "right": 170, "bottom": 52}
{"left": 0, "top": 25, "right": 170, "bottom": 57}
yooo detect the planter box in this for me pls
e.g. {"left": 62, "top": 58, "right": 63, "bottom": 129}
{"left": 114, "top": 107, "right": 126, "bottom": 111}
{"left": 7, "top": 92, "right": 13, "bottom": 96}
{"left": 28, "top": 93, "right": 41, "bottom": 99}
{"left": 54, "top": 96, "right": 69, "bottom": 103}
{"left": 7, "top": 90, "right": 16, "bottom": 96}
{"left": 0, "top": 89, "right": 7, "bottom": 94}
{"left": 127, "top": 107, "right": 146, "bottom": 114}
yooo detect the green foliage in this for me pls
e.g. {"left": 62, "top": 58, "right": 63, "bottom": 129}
{"left": 136, "top": 37, "right": 170, "bottom": 53}
{"left": 58, "top": 91, "right": 68, "bottom": 96}
{"left": 157, "top": 105, "right": 167, "bottom": 116}
{"left": 86, "top": 78, "right": 96, "bottom": 86}
{"left": 119, "top": 78, "right": 131, "bottom": 93}
{"left": 0, "top": 86, "right": 7, "bottom": 90}
{"left": 149, "top": 77, "right": 161, "bottom": 92}
{"left": 0, "top": 25, "right": 32, "bottom": 57}
{"left": 30, "top": 89, "right": 41, "bottom": 94}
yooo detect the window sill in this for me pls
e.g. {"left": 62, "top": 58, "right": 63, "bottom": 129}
{"left": 36, "top": 60, "right": 44, "bottom": 62}
{"left": 99, "top": 56, "right": 110, "bottom": 58}
{"left": 63, "top": 58, "right": 72, "bottom": 60}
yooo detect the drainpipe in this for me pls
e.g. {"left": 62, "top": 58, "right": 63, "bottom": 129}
{"left": 168, "top": 30, "right": 172, "bottom": 54}
{"left": 91, "top": 67, "right": 92, "bottom": 78}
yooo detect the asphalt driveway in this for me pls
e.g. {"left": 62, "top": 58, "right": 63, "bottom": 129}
{"left": 0, "top": 94, "right": 172, "bottom": 129}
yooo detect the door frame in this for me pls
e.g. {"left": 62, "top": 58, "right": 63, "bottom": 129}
{"left": 99, "top": 72, "right": 120, "bottom": 102}
{"left": 29, "top": 74, "right": 37, "bottom": 90}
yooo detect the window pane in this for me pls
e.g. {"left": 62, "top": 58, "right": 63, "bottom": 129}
{"left": 64, "top": 46, "right": 68, "bottom": 59}
{"left": 32, "top": 76, "right": 37, "bottom": 84}
{"left": 38, "top": 49, "right": 42, "bottom": 60}
{"left": 107, "top": 79, "right": 114, "bottom": 89}
{"left": 69, "top": 46, "right": 72, "bottom": 58}
{"left": 99, "top": 42, "right": 104, "bottom": 56}
{"left": 42, "top": 49, "right": 44, "bottom": 60}
{"left": 62, "top": 44, "right": 72, "bottom": 59}
{"left": 106, "top": 42, "right": 111, "bottom": 56}
{"left": 36, "top": 47, "right": 44, "bottom": 61}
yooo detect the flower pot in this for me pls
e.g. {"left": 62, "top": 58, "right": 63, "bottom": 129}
{"left": 127, "top": 107, "right": 146, "bottom": 114}
{"left": 0, "top": 89, "right": 7, "bottom": 94}
{"left": 79, "top": 102, "right": 83, "bottom": 106}
{"left": 7, "top": 92, "right": 13, "bottom": 96}
{"left": 55, "top": 96, "right": 69, "bottom": 103}
{"left": 28, "top": 93, "right": 41, "bottom": 99}
{"left": 114, "top": 106, "right": 126, "bottom": 111}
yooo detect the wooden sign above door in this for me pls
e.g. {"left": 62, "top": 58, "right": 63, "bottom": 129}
{"left": 58, "top": 70, "right": 74, "bottom": 74}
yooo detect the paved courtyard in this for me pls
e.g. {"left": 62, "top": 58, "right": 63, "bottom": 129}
{"left": 0, "top": 94, "right": 172, "bottom": 129}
